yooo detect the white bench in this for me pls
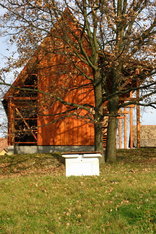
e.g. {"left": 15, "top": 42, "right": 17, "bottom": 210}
{"left": 62, "top": 152, "right": 102, "bottom": 176}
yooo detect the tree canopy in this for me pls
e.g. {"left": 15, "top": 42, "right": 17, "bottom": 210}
{"left": 0, "top": 0, "right": 156, "bottom": 162}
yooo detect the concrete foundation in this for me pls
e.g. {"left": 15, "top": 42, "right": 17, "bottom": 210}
{"left": 7, "top": 146, "right": 15, "bottom": 155}
{"left": 13, "top": 145, "right": 95, "bottom": 154}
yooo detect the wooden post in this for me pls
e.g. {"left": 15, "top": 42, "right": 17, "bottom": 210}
{"left": 8, "top": 97, "right": 14, "bottom": 145}
{"left": 129, "top": 107, "right": 134, "bottom": 148}
{"left": 118, "top": 118, "right": 122, "bottom": 148}
{"left": 129, "top": 92, "right": 134, "bottom": 148}
{"left": 124, "top": 108, "right": 127, "bottom": 149}
{"left": 136, "top": 84, "right": 141, "bottom": 148}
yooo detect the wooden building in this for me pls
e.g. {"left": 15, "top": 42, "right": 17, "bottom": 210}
{"left": 3, "top": 10, "right": 139, "bottom": 154}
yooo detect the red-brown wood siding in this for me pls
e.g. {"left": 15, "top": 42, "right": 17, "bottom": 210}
{"left": 37, "top": 51, "right": 94, "bottom": 146}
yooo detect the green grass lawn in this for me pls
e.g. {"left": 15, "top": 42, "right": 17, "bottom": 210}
{"left": 0, "top": 152, "right": 155, "bottom": 233}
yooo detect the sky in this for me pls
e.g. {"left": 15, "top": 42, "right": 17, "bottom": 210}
{"left": 141, "top": 106, "right": 156, "bottom": 125}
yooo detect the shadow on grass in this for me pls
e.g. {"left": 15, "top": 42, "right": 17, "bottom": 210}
{"left": 0, "top": 153, "right": 64, "bottom": 176}
{"left": 0, "top": 148, "right": 155, "bottom": 177}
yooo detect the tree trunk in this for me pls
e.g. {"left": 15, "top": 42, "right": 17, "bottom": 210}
{"left": 94, "top": 70, "right": 104, "bottom": 161}
{"left": 94, "top": 120, "right": 104, "bottom": 161}
{"left": 105, "top": 95, "right": 119, "bottom": 163}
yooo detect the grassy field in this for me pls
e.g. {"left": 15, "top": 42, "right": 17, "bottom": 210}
{"left": 0, "top": 150, "right": 156, "bottom": 234}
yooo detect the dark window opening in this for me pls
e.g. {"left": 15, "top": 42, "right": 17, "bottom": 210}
{"left": 23, "top": 74, "right": 37, "bottom": 86}
{"left": 14, "top": 100, "right": 37, "bottom": 145}
{"left": 15, "top": 74, "right": 38, "bottom": 97}
{"left": 14, "top": 131, "right": 37, "bottom": 145}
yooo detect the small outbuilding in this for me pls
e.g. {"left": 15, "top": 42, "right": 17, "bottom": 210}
{"left": 0, "top": 138, "right": 8, "bottom": 155}
{"left": 133, "top": 125, "right": 156, "bottom": 148}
